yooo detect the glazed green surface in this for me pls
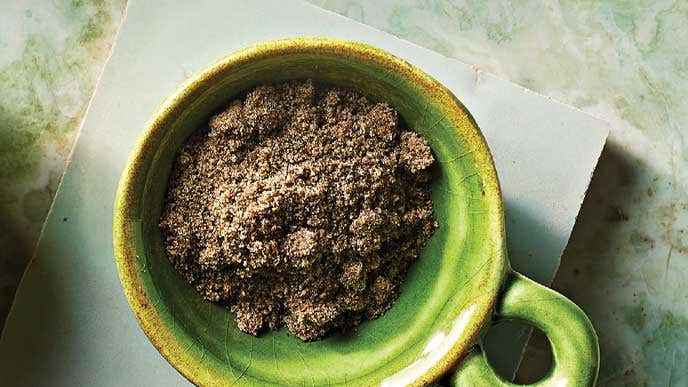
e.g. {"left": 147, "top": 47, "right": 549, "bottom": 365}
{"left": 454, "top": 272, "right": 599, "bottom": 386}
{"left": 114, "top": 39, "right": 507, "bottom": 385}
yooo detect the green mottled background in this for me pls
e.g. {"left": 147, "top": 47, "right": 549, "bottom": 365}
{"left": 0, "top": 0, "right": 125, "bottom": 319}
{"left": 1, "top": 0, "right": 686, "bottom": 385}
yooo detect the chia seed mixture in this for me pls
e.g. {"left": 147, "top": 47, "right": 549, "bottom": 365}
{"left": 159, "top": 80, "right": 437, "bottom": 341}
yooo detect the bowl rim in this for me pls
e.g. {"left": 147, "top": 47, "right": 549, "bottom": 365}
{"left": 113, "top": 37, "right": 506, "bottom": 386}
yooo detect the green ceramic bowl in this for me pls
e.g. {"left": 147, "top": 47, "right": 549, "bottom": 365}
{"left": 113, "top": 38, "right": 599, "bottom": 386}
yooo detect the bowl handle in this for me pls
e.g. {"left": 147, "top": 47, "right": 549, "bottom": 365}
{"left": 451, "top": 271, "right": 599, "bottom": 386}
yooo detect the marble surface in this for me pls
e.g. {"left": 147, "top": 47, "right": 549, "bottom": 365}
{"left": 1, "top": 0, "right": 686, "bottom": 385}
{"left": 0, "top": 0, "right": 125, "bottom": 320}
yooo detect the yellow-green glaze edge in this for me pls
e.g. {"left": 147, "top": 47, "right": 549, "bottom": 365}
{"left": 113, "top": 37, "right": 507, "bottom": 386}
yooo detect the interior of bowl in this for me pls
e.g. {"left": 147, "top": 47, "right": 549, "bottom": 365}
{"left": 114, "top": 39, "right": 506, "bottom": 386}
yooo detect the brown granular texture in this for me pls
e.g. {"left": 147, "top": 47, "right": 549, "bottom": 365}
{"left": 159, "top": 80, "right": 437, "bottom": 341}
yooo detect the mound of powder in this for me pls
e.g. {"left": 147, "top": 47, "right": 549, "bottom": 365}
{"left": 159, "top": 80, "right": 437, "bottom": 341}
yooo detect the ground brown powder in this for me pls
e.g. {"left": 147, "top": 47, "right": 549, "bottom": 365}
{"left": 159, "top": 80, "right": 437, "bottom": 341}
